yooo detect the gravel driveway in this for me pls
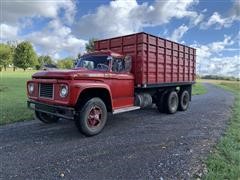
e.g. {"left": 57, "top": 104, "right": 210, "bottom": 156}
{"left": 0, "top": 83, "right": 234, "bottom": 180}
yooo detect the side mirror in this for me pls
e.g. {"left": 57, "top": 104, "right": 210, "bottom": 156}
{"left": 124, "top": 55, "right": 132, "bottom": 72}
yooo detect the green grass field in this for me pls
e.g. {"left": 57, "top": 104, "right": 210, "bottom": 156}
{"left": 192, "top": 82, "right": 207, "bottom": 95}
{"left": 0, "top": 70, "right": 206, "bottom": 125}
{"left": 0, "top": 69, "right": 36, "bottom": 125}
{"left": 204, "top": 80, "right": 240, "bottom": 179}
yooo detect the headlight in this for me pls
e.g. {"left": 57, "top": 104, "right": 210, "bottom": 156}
{"left": 28, "top": 83, "right": 34, "bottom": 94}
{"left": 60, "top": 84, "right": 68, "bottom": 98}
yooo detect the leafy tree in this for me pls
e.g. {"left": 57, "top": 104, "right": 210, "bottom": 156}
{"left": 85, "top": 38, "right": 97, "bottom": 53}
{"left": 13, "top": 41, "right": 38, "bottom": 71}
{"left": 57, "top": 57, "right": 74, "bottom": 69}
{"left": 7, "top": 41, "right": 18, "bottom": 71}
{"left": 0, "top": 44, "right": 13, "bottom": 71}
{"left": 37, "top": 55, "right": 53, "bottom": 70}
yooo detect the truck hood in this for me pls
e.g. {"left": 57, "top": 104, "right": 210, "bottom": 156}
{"left": 32, "top": 68, "right": 105, "bottom": 80}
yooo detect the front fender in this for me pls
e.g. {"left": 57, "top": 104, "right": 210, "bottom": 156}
{"left": 69, "top": 81, "right": 113, "bottom": 107}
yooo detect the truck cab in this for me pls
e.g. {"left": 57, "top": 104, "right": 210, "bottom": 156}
{"left": 27, "top": 50, "right": 139, "bottom": 136}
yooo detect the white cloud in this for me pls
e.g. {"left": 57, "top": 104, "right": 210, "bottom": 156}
{"left": 0, "top": 24, "right": 19, "bottom": 41}
{"left": 200, "top": 12, "right": 236, "bottom": 29}
{"left": 210, "top": 35, "right": 234, "bottom": 52}
{"left": 230, "top": 0, "right": 240, "bottom": 20}
{"left": 74, "top": 0, "right": 139, "bottom": 38}
{"left": 1, "top": 0, "right": 204, "bottom": 59}
{"left": 200, "top": 0, "right": 240, "bottom": 29}
{"left": 0, "top": 0, "right": 83, "bottom": 59}
{"left": 142, "top": 0, "right": 200, "bottom": 25}
{"left": 202, "top": 56, "right": 240, "bottom": 77}
{"left": 73, "top": 0, "right": 202, "bottom": 39}
{"left": 1, "top": 0, "right": 76, "bottom": 25}
{"left": 191, "top": 35, "right": 239, "bottom": 76}
{"left": 169, "top": 24, "right": 189, "bottom": 42}
{"left": 192, "top": 14, "right": 204, "bottom": 26}
{"left": 25, "top": 20, "right": 87, "bottom": 59}
{"left": 192, "top": 35, "right": 235, "bottom": 60}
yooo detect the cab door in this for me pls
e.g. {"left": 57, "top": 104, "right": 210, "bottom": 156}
{"left": 109, "top": 58, "right": 134, "bottom": 109}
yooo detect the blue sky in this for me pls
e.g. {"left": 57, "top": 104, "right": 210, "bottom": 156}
{"left": 0, "top": 0, "right": 239, "bottom": 77}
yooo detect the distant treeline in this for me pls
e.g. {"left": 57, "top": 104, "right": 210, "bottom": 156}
{"left": 200, "top": 75, "right": 240, "bottom": 81}
{"left": 0, "top": 39, "right": 95, "bottom": 71}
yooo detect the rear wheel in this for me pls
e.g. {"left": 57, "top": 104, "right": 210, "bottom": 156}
{"left": 178, "top": 90, "right": 190, "bottom": 111}
{"left": 75, "top": 97, "right": 107, "bottom": 136}
{"left": 156, "top": 91, "right": 167, "bottom": 113}
{"left": 165, "top": 91, "right": 179, "bottom": 114}
{"left": 35, "top": 111, "right": 59, "bottom": 123}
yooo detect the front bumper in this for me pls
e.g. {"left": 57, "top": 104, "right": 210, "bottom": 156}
{"left": 27, "top": 100, "right": 75, "bottom": 120}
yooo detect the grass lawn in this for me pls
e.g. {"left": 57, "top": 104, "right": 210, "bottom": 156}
{"left": 192, "top": 82, "right": 207, "bottom": 95}
{"left": 0, "top": 69, "right": 36, "bottom": 125}
{"left": 204, "top": 80, "right": 240, "bottom": 179}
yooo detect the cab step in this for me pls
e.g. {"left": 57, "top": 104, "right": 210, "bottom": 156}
{"left": 113, "top": 106, "right": 140, "bottom": 114}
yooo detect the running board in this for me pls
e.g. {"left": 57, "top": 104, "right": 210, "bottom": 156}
{"left": 113, "top": 106, "right": 140, "bottom": 114}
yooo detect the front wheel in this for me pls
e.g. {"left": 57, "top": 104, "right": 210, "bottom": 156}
{"left": 35, "top": 111, "right": 59, "bottom": 123}
{"left": 75, "top": 98, "right": 107, "bottom": 136}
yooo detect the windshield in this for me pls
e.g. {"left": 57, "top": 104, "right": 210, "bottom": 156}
{"left": 76, "top": 55, "right": 110, "bottom": 71}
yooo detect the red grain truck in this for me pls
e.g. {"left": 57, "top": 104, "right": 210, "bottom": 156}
{"left": 27, "top": 32, "right": 196, "bottom": 136}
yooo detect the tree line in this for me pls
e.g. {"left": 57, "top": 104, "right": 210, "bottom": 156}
{"left": 0, "top": 39, "right": 95, "bottom": 71}
{"left": 201, "top": 75, "right": 240, "bottom": 81}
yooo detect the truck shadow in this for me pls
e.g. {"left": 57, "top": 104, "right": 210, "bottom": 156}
{"left": 1, "top": 107, "right": 169, "bottom": 144}
{"left": 105, "top": 107, "right": 169, "bottom": 131}
{"left": 36, "top": 108, "right": 163, "bottom": 138}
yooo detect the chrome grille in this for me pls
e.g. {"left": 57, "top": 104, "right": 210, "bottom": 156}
{"left": 39, "top": 83, "right": 53, "bottom": 99}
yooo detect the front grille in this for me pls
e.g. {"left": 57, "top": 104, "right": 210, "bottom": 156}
{"left": 39, "top": 83, "right": 53, "bottom": 99}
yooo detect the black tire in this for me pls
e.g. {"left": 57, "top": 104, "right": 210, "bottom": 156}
{"left": 35, "top": 111, "right": 59, "bottom": 124}
{"left": 178, "top": 90, "right": 190, "bottom": 111}
{"left": 75, "top": 97, "right": 107, "bottom": 136}
{"left": 165, "top": 91, "right": 179, "bottom": 114}
{"left": 156, "top": 91, "right": 167, "bottom": 113}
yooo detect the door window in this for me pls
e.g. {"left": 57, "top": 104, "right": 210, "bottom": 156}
{"left": 112, "top": 58, "right": 124, "bottom": 73}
